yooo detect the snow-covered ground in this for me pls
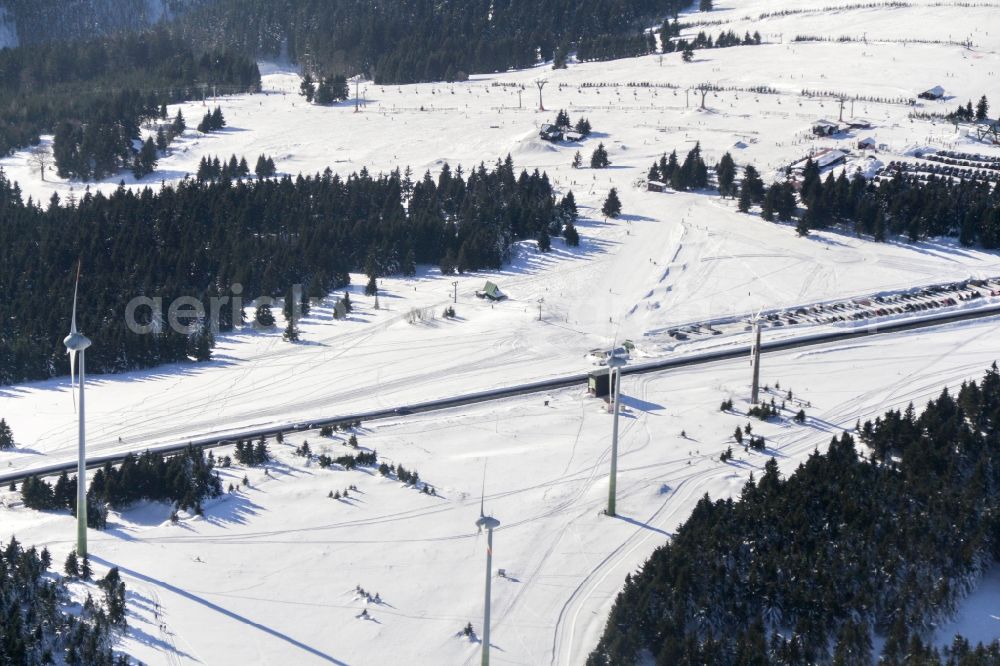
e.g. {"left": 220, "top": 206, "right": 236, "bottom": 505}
{"left": 4, "top": 317, "right": 1000, "bottom": 664}
{"left": 3, "top": 14, "right": 1000, "bottom": 473}
{"left": 3, "top": 0, "right": 1000, "bottom": 660}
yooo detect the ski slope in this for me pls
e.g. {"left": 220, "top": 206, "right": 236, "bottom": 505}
{"left": 2, "top": 0, "right": 1000, "bottom": 661}
{"left": 3, "top": 317, "right": 1000, "bottom": 665}
{"left": 3, "top": 7, "right": 1000, "bottom": 471}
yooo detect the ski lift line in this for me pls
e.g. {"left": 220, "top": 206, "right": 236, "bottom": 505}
{"left": 4, "top": 304, "right": 1000, "bottom": 487}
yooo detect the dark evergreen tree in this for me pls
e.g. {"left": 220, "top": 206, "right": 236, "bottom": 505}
{"left": 774, "top": 182, "right": 798, "bottom": 221}
{"left": 801, "top": 157, "right": 821, "bottom": 201}
{"left": 738, "top": 184, "right": 752, "bottom": 213}
{"left": 760, "top": 185, "right": 776, "bottom": 221}
{"left": 155, "top": 126, "right": 168, "bottom": 153}
{"left": 740, "top": 164, "right": 765, "bottom": 205}
{"left": 79, "top": 554, "right": 92, "bottom": 579}
{"left": 402, "top": 248, "right": 417, "bottom": 276}
{"left": 300, "top": 72, "right": 316, "bottom": 102}
{"left": 64, "top": 550, "right": 79, "bottom": 577}
{"left": 98, "top": 567, "right": 128, "bottom": 627}
{"left": 538, "top": 226, "right": 551, "bottom": 252}
{"left": 590, "top": 143, "right": 611, "bottom": 169}
{"left": 255, "top": 303, "right": 275, "bottom": 328}
{"left": 716, "top": 152, "right": 737, "bottom": 198}
{"left": 553, "top": 44, "right": 569, "bottom": 69}
{"left": 564, "top": 222, "right": 580, "bottom": 247}
{"left": 560, "top": 192, "right": 578, "bottom": 221}
{"left": 602, "top": 188, "right": 622, "bottom": 219}
{"left": 173, "top": 109, "right": 186, "bottom": 134}
{"left": 131, "top": 137, "right": 158, "bottom": 179}
{"left": 283, "top": 317, "right": 299, "bottom": 342}
{"left": 976, "top": 95, "right": 989, "bottom": 122}
{"left": 0, "top": 418, "right": 13, "bottom": 449}
{"left": 188, "top": 321, "right": 214, "bottom": 361}
{"left": 255, "top": 154, "right": 276, "bottom": 178}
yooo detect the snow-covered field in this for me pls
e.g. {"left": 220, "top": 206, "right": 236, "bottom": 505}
{"left": 3, "top": 0, "right": 1000, "bottom": 661}
{"left": 4, "top": 317, "right": 1000, "bottom": 664}
{"left": 4, "top": 24, "right": 1000, "bottom": 472}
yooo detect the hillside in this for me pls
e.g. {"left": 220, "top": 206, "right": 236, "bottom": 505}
{"left": 1, "top": 0, "right": 1000, "bottom": 662}
{"left": 4, "top": 316, "right": 1000, "bottom": 664}
{"left": 2, "top": 0, "right": 1000, "bottom": 472}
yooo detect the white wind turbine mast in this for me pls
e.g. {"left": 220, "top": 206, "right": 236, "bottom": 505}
{"left": 605, "top": 330, "right": 627, "bottom": 517}
{"left": 64, "top": 262, "right": 92, "bottom": 557}
{"left": 474, "top": 468, "right": 500, "bottom": 666}
{"left": 750, "top": 306, "right": 763, "bottom": 405}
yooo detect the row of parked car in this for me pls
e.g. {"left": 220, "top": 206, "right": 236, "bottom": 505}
{"left": 657, "top": 279, "right": 1000, "bottom": 347}
{"left": 880, "top": 160, "right": 1000, "bottom": 183}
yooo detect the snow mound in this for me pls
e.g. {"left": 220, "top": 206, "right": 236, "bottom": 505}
{"left": 512, "top": 138, "right": 560, "bottom": 156}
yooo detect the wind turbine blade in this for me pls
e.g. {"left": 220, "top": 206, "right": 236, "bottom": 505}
{"left": 71, "top": 260, "right": 81, "bottom": 333}
{"left": 69, "top": 350, "right": 77, "bottom": 414}
{"left": 480, "top": 462, "right": 487, "bottom": 518}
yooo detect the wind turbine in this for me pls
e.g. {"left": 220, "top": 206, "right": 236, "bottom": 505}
{"left": 750, "top": 307, "right": 763, "bottom": 405}
{"left": 64, "top": 263, "right": 91, "bottom": 557}
{"left": 474, "top": 471, "right": 500, "bottom": 666}
{"left": 606, "top": 348, "right": 627, "bottom": 517}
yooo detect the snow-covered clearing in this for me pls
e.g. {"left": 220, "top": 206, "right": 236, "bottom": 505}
{"left": 3, "top": 9, "right": 1000, "bottom": 471}
{"left": 4, "top": 317, "right": 1000, "bottom": 664}
{"left": 2, "top": 0, "right": 1000, "bottom": 660}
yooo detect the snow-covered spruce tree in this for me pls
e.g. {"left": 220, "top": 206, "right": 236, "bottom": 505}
{"left": 538, "top": 226, "right": 551, "bottom": 252}
{"left": 300, "top": 72, "right": 316, "bottom": 102}
{"left": 0, "top": 418, "right": 14, "bottom": 449}
{"left": 602, "top": 188, "right": 622, "bottom": 219}
{"left": 283, "top": 317, "right": 299, "bottom": 342}
{"left": 738, "top": 184, "right": 753, "bottom": 213}
{"left": 560, "top": 192, "right": 578, "bottom": 222}
{"left": 255, "top": 303, "right": 275, "bottom": 328}
{"left": 716, "top": 152, "right": 737, "bottom": 198}
{"left": 590, "top": 143, "right": 611, "bottom": 169}
{"left": 975, "top": 95, "right": 989, "bottom": 122}
{"left": 131, "top": 137, "right": 158, "bottom": 180}
{"left": 564, "top": 222, "right": 580, "bottom": 247}
{"left": 64, "top": 550, "right": 79, "bottom": 577}
{"left": 172, "top": 109, "right": 186, "bottom": 133}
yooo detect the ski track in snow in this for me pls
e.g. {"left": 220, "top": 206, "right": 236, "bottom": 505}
{"left": 3, "top": 0, "right": 1000, "bottom": 661}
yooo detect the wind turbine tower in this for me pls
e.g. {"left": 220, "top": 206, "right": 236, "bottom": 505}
{"left": 475, "top": 496, "right": 500, "bottom": 666}
{"left": 64, "top": 264, "right": 91, "bottom": 557}
{"left": 606, "top": 352, "right": 627, "bottom": 517}
{"left": 750, "top": 310, "right": 762, "bottom": 404}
